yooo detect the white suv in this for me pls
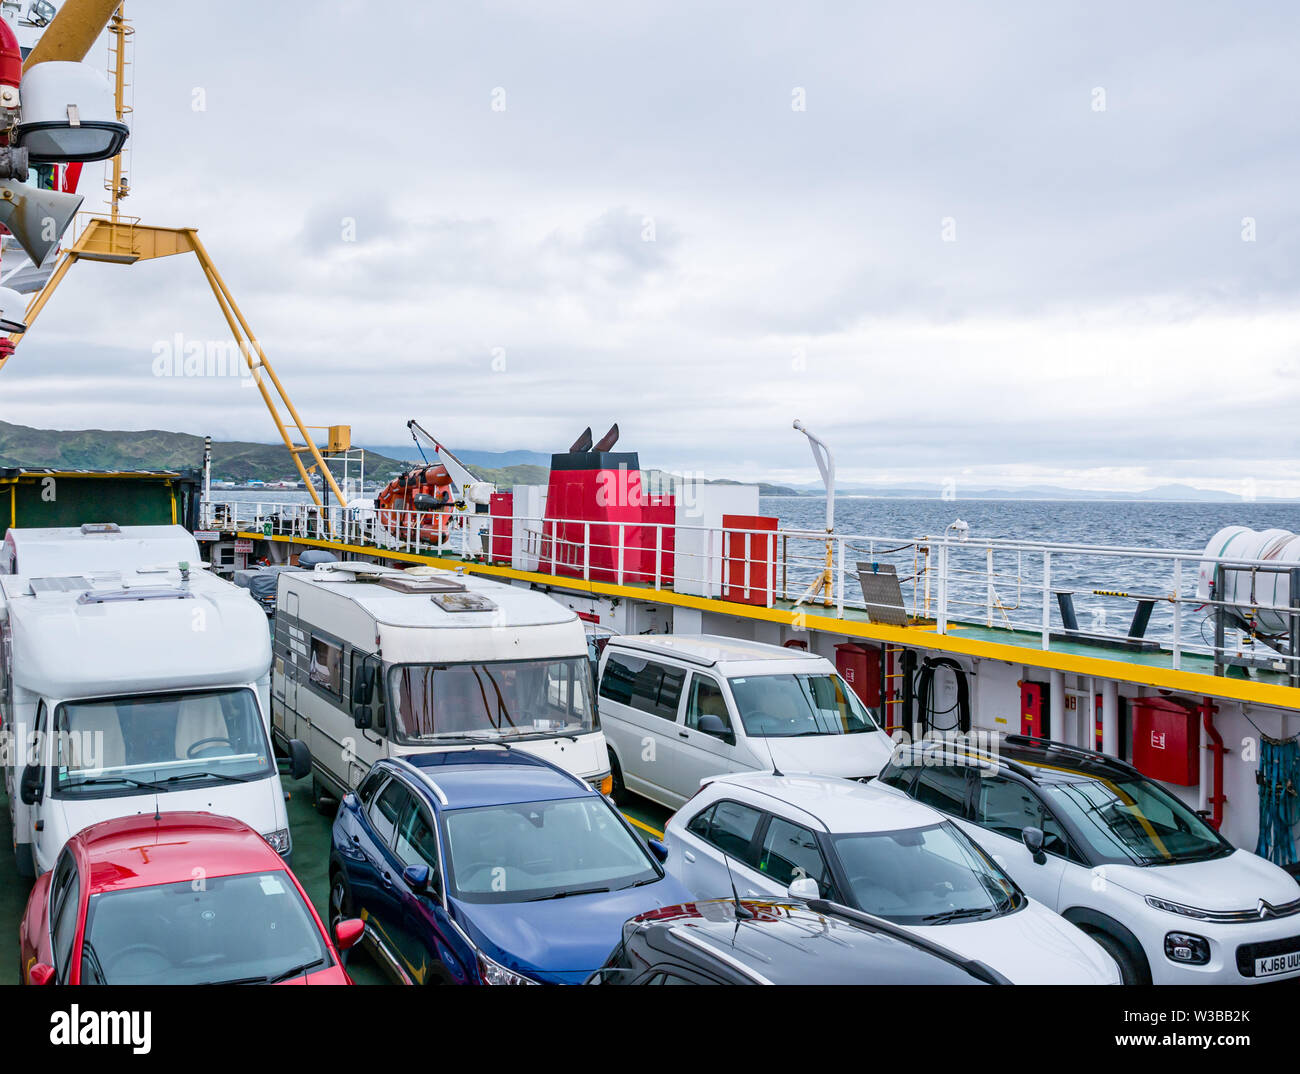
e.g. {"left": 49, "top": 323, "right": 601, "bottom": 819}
{"left": 596, "top": 635, "right": 894, "bottom": 809}
{"left": 875, "top": 736, "right": 1300, "bottom": 984}
{"left": 664, "top": 771, "right": 1121, "bottom": 984}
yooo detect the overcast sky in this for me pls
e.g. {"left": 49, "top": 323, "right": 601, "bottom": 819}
{"left": 3, "top": 0, "right": 1299, "bottom": 493}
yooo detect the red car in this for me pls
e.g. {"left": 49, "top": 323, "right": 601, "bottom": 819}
{"left": 19, "top": 812, "right": 364, "bottom": 985}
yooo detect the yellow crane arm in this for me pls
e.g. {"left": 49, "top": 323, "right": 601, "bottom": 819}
{"left": 23, "top": 0, "right": 122, "bottom": 70}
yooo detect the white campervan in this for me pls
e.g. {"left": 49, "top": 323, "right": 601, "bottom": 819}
{"left": 270, "top": 562, "right": 609, "bottom": 804}
{"left": 597, "top": 634, "right": 896, "bottom": 809}
{"left": 0, "top": 525, "right": 306, "bottom": 878}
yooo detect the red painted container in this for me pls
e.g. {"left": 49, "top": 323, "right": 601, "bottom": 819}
{"left": 1131, "top": 698, "right": 1200, "bottom": 786}
{"left": 835, "top": 642, "right": 882, "bottom": 708}
{"left": 1020, "top": 681, "right": 1049, "bottom": 738}
{"left": 489, "top": 492, "right": 513, "bottom": 564}
{"left": 721, "top": 514, "right": 778, "bottom": 605}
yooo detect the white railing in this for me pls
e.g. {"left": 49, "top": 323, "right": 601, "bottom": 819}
{"left": 200, "top": 498, "right": 1300, "bottom": 684}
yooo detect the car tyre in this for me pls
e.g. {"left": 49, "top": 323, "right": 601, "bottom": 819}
{"left": 313, "top": 776, "right": 337, "bottom": 816}
{"left": 1091, "top": 929, "right": 1150, "bottom": 985}
{"left": 328, "top": 868, "right": 352, "bottom": 933}
{"left": 608, "top": 750, "right": 628, "bottom": 806}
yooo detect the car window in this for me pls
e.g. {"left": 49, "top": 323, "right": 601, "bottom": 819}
{"left": 50, "top": 852, "right": 81, "bottom": 980}
{"left": 395, "top": 798, "right": 440, "bottom": 879}
{"left": 356, "top": 770, "right": 386, "bottom": 806}
{"left": 973, "top": 774, "right": 1075, "bottom": 858}
{"left": 876, "top": 757, "right": 916, "bottom": 793}
{"left": 911, "top": 766, "right": 971, "bottom": 817}
{"left": 367, "top": 778, "right": 409, "bottom": 847}
{"left": 684, "top": 675, "right": 731, "bottom": 732}
{"left": 758, "top": 817, "right": 836, "bottom": 898}
{"left": 599, "top": 653, "right": 686, "bottom": 721}
{"left": 687, "top": 799, "right": 763, "bottom": 865}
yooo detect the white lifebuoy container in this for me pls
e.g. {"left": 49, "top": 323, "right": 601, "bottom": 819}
{"left": 1198, "top": 526, "right": 1300, "bottom": 634}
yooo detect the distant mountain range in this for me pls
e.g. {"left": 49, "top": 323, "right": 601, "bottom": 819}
{"left": 0, "top": 422, "right": 1286, "bottom": 501}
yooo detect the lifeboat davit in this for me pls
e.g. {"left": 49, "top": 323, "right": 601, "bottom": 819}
{"left": 374, "top": 463, "right": 458, "bottom": 545}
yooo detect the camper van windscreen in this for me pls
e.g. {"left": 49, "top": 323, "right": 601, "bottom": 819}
{"left": 51, "top": 687, "right": 274, "bottom": 797}
{"left": 388, "top": 657, "right": 595, "bottom": 744}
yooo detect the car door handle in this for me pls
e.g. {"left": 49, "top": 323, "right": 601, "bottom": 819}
{"left": 683, "top": 851, "right": 696, "bottom": 863}
{"left": 678, "top": 731, "right": 689, "bottom": 739}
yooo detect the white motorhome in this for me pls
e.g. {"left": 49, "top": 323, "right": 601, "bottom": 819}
{"left": 270, "top": 562, "right": 609, "bottom": 803}
{"left": 0, "top": 525, "right": 307, "bottom": 877}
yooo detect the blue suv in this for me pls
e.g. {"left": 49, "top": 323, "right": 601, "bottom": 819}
{"left": 328, "top": 748, "right": 690, "bottom": 984}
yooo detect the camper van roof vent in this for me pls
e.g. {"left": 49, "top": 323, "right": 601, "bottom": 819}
{"left": 314, "top": 562, "right": 395, "bottom": 582}
{"left": 377, "top": 574, "right": 466, "bottom": 595}
{"left": 76, "top": 585, "right": 193, "bottom": 605}
{"left": 431, "top": 592, "right": 496, "bottom": 613}
{"left": 79, "top": 523, "right": 121, "bottom": 535}
{"left": 28, "top": 576, "right": 92, "bottom": 598}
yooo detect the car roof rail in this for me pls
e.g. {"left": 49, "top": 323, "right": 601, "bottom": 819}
{"left": 805, "top": 898, "right": 1012, "bottom": 985}
{"left": 1003, "top": 735, "right": 1141, "bottom": 776}
{"left": 902, "top": 737, "right": 1039, "bottom": 782}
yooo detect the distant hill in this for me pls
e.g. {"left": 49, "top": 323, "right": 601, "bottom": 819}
{"left": 0, "top": 421, "right": 411, "bottom": 484}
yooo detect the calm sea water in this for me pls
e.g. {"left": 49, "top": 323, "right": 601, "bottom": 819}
{"left": 219, "top": 489, "right": 1300, "bottom": 644}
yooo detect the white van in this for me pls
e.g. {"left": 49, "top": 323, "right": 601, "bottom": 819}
{"left": 0, "top": 528, "right": 305, "bottom": 877}
{"left": 270, "top": 562, "right": 609, "bottom": 804}
{"left": 597, "top": 634, "right": 895, "bottom": 809}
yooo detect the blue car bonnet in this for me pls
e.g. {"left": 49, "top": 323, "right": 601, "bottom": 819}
{"left": 453, "top": 874, "right": 691, "bottom": 985}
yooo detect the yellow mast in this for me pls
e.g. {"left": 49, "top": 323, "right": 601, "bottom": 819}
{"left": 0, "top": 2, "right": 348, "bottom": 511}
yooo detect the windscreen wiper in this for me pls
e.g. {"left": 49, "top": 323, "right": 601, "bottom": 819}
{"left": 63, "top": 775, "right": 165, "bottom": 791}
{"left": 160, "top": 770, "right": 255, "bottom": 785}
{"left": 528, "top": 885, "right": 611, "bottom": 902}
{"left": 917, "top": 906, "right": 995, "bottom": 924}
{"left": 267, "top": 957, "right": 327, "bottom": 983}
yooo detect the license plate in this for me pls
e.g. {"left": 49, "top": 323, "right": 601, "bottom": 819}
{"left": 1255, "top": 949, "right": 1300, "bottom": 978}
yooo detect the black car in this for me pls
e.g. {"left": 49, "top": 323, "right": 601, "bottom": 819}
{"left": 588, "top": 896, "right": 1008, "bottom": 985}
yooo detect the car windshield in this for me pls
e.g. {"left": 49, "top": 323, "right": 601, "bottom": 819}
{"left": 1042, "top": 773, "right": 1232, "bottom": 866}
{"left": 79, "top": 872, "right": 331, "bottom": 985}
{"left": 54, "top": 688, "right": 273, "bottom": 797}
{"left": 388, "top": 658, "right": 595, "bottom": 744}
{"left": 831, "top": 822, "right": 1021, "bottom": 924}
{"left": 727, "top": 673, "right": 878, "bottom": 737}
{"left": 442, "top": 796, "right": 658, "bottom": 903}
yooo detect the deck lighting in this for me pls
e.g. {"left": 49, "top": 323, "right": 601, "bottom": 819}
{"left": 15, "top": 62, "right": 129, "bottom": 163}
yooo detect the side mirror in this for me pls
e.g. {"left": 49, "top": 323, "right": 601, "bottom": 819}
{"left": 27, "top": 962, "right": 55, "bottom": 985}
{"left": 788, "top": 876, "right": 820, "bottom": 900}
{"left": 19, "top": 763, "right": 43, "bottom": 805}
{"left": 402, "top": 863, "right": 432, "bottom": 891}
{"left": 287, "top": 738, "right": 311, "bottom": 781}
{"left": 333, "top": 918, "right": 365, "bottom": 953}
{"left": 1021, "top": 826, "right": 1047, "bottom": 865}
{"left": 352, "top": 704, "right": 372, "bottom": 730}
{"left": 646, "top": 838, "right": 669, "bottom": 863}
{"left": 351, "top": 668, "right": 374, "bottom": 706}
{"left": 696, "top": 714, "right": 734, "bottom": 742}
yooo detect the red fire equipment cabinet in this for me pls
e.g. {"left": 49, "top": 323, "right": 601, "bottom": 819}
{"left": 489, "top": 492, "right": 513, "bottom": 564}
{"left": 721, "top": 514, "right": 778, "bottom": 606}
{"left": 836, "top": 642, "right": 882, "bottom": 709}
{"left": 1131, "top": 697, "right": 1202, "bottom": 786}
{"left": 1020, "top": 681, "right": 1049, "bottom": 738}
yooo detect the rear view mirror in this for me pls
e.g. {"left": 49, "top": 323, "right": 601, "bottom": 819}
{"left": 1021, "top": 826, "right": 1047, "bottom": 865}
{"left": 788, "top": 876, "right": 819, "bottom": 900}
{"left": 334, "top": 918, "right": 365, "bottom": 952}
{"left": 352, "top": 705, "right": 372, "bottom": 730}
{"left": 286, "top": 738, "right": 311, "bottom": 781}
{"left": 19, "top": 763, "right": 43, "bottom": 805}
{"left": 351, "top": 664, "right": 375, "bottom": 706}
{"left": 646, "top": 838, "right": 669, "bottom": 863}
{"left": 27, "top": 962, "right": 55, "bottom": 985}
{"left": 402, "top": 863, "right": 432, "bottom": 891}
{"left": 696, "top": 714, "right": 734, "bottom": 742}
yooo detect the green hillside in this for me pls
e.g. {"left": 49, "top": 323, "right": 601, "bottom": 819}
{"left": 0, "top": 421, "right": 410, "bottom": 483}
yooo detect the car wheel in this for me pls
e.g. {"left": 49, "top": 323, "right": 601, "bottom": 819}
{"left": 608, "top": 750, "right": 628, "bottom": 806}
{"left": 328, "top": 869, "right": 353, "bottom": 932}
{"left": 1091, "top": 929, "right": 1150, "bottom": 985}
{"left": 313, "top": 776, "right": 337, "bottom": 816}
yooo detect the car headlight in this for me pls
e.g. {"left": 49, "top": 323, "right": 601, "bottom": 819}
{"left": 262, "top": 828, "right": 292, "bottom": 856}
{"left": 1164, "top": 932, "right": 1211, "bottom": 966}
{"left": 1145, "top": 895, "right": 1209, "bottom": 920}
{"left": 476, "top": 950, "right": 539, "bottom": 985}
